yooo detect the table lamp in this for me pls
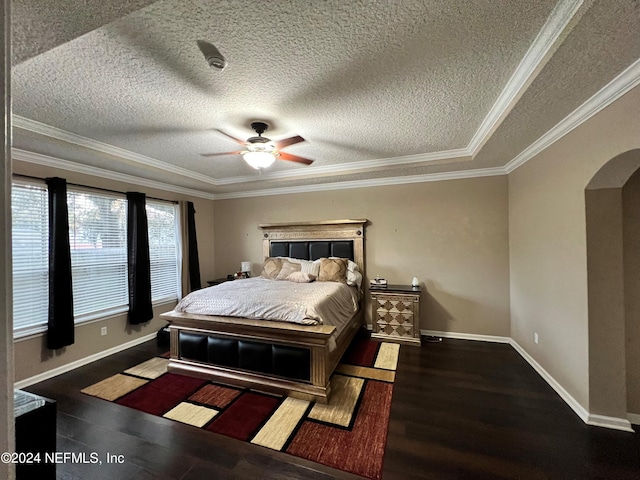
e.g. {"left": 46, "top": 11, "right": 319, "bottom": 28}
{"left": 241, "top": 261, "right": 251, "bottom": 277}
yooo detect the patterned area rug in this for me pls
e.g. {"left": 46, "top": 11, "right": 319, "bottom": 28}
{"left": 81, "top": 337, "right": 400, "bottom": 479}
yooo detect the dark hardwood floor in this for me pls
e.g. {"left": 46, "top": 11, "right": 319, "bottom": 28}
{"left": 24, "top": 337, "right": 640, "bottom": 479}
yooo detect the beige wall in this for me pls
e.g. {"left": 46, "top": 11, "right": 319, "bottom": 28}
{"left": 509, "top": 84, "right": 640, "bottom": 411}
{"left": 213, "top": 177, "right": 511, "bottom": 336}
{"left": 15, "top": 304, "right": 168, "bottom": 381}
{"left": 623, "top": 168, "right": 640, "bottom": 415}
{"left": 584, "top": 150, "right": 640, "bottom": 419}
{"left": 585, "top": 188, "right": 627, "bottom": 417}
{"left": 12, "top": 160, "right": 216, "bottom": 383}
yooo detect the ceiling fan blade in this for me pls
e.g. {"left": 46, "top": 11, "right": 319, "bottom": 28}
{"left": 278, "top": 152, "right": 314, "bottom": 165}
{"left": 200, "top": 150, "right": 243, "bottom": 157}
{"left": 213, "top": 129, "right": 246, "bottom": 145}
{"left": 274, "top": 135, "right": 305, "bottom": 150}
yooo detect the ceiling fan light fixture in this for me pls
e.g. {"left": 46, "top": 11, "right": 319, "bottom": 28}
{"left": 201, "top": 121, "right": 314, "bottom": 166}
{"left": 246, "top": 140, "right": 276, "bottom": 153}
{"left": 243, "top": 151, "right": 277, "bottom": 169}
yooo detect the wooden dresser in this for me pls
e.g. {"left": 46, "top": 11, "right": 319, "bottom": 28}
{"left": 370, "top": 285, "right": 421, "bottom": 345}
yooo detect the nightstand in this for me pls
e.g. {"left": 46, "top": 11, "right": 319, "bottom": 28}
{"left": 370, "top": 285, "right": 421, "bottom": 346}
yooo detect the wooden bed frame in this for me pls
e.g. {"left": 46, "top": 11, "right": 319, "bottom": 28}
{"left": 160, "top": 219, "right": 367, "bottom": 403}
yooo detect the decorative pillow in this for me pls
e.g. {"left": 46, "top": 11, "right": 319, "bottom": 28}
{"left": 317, "top": 257, "right": 348, "bottom": 283}
{"left": 347, "top": 269, "right": 363, "bottom": 289}
{"left": 277, "top": 256, "right": 299, "bottom": 263}
{"left": 329, "top": 257, "right": 361, "bottom": 288}
{"left": 330, "top": 257, "right": 360, "bottom": 273}
{"left": 277, "top": 257, "right": 321, "bottom": 276}
{"left": 275, "top": 260, "right": 301, "bottom": 280}
{"left": 286, "top": 271, "right": 317, "bottom": 283}
{"left": 300, "top": 260, "right": 321, "bottom": 277}
{"left": 261, "top": 257, "right": 284, "bottom": 279}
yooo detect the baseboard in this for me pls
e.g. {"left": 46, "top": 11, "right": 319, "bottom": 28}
{"left": 627, "top": 413, "right": 640, "bottom": 426}
{"left": 420, "top": 329, "right": 510, "bottom": 344}
{"left": 507, "top": 339, "right": 588, "bottom": 419}
{"left": 14, "top": 332, "right": 157, "bottom": 390}
{"left": 420, "top": 329, "right": 634, "bottom": 432}
{"left": 587, "top": 413, "right": 635, "bottom": 432}
{"left": 510, "top": 339, "right": 634, "bottom": 432}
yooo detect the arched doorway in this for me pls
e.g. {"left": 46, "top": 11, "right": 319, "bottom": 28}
{"left": 585, "top": 149, "right": 640, "bottom": 429}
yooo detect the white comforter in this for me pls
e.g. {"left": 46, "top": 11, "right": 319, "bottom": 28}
{"left": 175, "top": 277, "right": 360, "bottom": 329}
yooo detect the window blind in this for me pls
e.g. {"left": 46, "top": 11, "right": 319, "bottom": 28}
{"left": 12, "top": 182, "right": 49, "bottom": 336}
{"left": 147, "top": 200, "right": 180, "bottom": 303}
{"left": 12, "top": 181, "right": 181, "bottom": 336}
{"left": 67, "top": 188, "right": 129, "bottom": 320}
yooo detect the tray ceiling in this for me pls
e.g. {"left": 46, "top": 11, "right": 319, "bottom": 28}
{"left": 10, "top": 0, "right": 640, "bottom": 198}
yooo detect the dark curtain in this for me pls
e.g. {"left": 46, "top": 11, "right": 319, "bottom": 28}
{"left": 187, "top": 202, "right": 202, "bottom": 291}
{"left": 46, "top": 177, "right": 74, "bottom": 349}
{"left": 127, "top": 192, "right": 153, "bottom": 324}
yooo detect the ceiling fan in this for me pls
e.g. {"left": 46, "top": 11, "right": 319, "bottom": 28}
{"left": 201, "top": 122, "right": 314, "bottom": 170}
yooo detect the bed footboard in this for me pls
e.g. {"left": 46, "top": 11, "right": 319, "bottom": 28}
{"left": 161, "top": 310, "right": 356, "bottom": 403}
{"left": 178, "top": 331, "right": 312, "bottom": 381}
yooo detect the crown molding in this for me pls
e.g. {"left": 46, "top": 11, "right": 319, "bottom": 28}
{"left": 216, "top": 148, "right": 472, "bottom": 185}
{"left": 8, "top": 1, "right": 589, "bottom": 188}
{"left": 467, "top": 0, "right": 586, "bottom": 155}
{"left": 11, "top": 0, "right": 632, "bottom": 194}
{"left": 12, "top": 114, "right": 477, "bottom": 186}
{"left": 212, "top": 166, "right": 506, "bottom": 200}
{"left": 12, "top": 116, "right": 220, "bottom": 186}
{"left": 11, "top": 149, "right": 216, "bottom": 200}
{"left": 13, "top": 146, "right": 505, "bottom": 200}
{"left": 505, "top": 56, "right": 640, "bottom": 173}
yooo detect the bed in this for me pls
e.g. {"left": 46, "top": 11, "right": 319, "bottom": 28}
{"left": 160, "top": 219, "right": 367, "bottom": 403}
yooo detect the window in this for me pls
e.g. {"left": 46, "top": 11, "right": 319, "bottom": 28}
{"left": 12, "top": 182, "right": 181, "bottom": 336}
{"left": 12, "top": 181, "right": 49, "bottom": 337}
{"left": 147, "top": 200, "right": 180, "bottom": 303}
{"left": 67, "top": 188, "right": 129, "bottom": 320}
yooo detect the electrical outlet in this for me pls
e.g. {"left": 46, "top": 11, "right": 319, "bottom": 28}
{"left": 534, "top": 332, "right": 539, "bottom": 344}
{"left": 101, "top": 326, "right": 107, "bottom": 336}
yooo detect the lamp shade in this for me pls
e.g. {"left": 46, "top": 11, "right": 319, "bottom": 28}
{"left": 243, "top": 151, "right": 276, "bottom": 169}
{"left": 241, "top": 261, "right": 251, "bottom": 272}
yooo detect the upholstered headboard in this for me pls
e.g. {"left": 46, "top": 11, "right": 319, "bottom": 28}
{"left": 269, "top": 241, "right": 354, "bottom": 262}
{"left": 259, "top": 219, "right": 366, "bottom": 274}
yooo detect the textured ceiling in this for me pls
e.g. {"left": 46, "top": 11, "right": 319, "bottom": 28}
{"left": 10, "top": 0, "right": 640, "bottom": 197}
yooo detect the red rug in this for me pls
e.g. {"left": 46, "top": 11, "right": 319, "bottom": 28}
{"left": 82, "top": 337, "right": 399, "bottom": 479}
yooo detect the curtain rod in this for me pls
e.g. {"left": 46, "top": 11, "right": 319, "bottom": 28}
{"left": 13, "top": 174, "right": 179, "bottom": 204}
